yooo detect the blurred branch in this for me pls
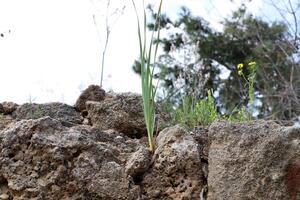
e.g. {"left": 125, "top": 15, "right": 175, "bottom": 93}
{"left": 90, "top": 0, "right": 126, "bottom": 87}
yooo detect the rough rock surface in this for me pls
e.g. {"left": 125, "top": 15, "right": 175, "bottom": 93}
{"left": 208, "top": 120, "right": 300, "bottom": 200}
{"left": 0, "top": 114, "right": 206, "bottom": 200}
{"left": 12, "top": 103, "right": 82, "bottom": 127}
{"left": 0, "top": 102, "right": 18, "bottom": 114}
{"left": 0, "top": 117, "right": 142, "bottom": 199}
{"left": 125, "top": 146, "right": 152, "bottom": 177}
{"left": 0, "top": 104, "right": 3, "bottom": 113}
{"left": 86, "top": 92, "right": 171, "bottom": 138}
{"left": 141, "top": 125, "right": 204, "bottom": 199}
{"left": 75, "top": 85, "right": 105, "bottom": 113}
{"left": 0, "top": 115, "right": 14, "bottom": 131}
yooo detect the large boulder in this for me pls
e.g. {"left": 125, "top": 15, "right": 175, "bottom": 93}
{"left": 208, "top": 120, "right": 300, "bottom": 200}
{"left": 0, "top": 117, "right": 142, "bottom": 199}
{"left": 141, "top": 125, "right": 205, "bottom": 199}
{"left": 75, "top": 85, "right": 105, "bottom": 113}
{"left": 0, "top": 102, "right": 18, "bottom": 114}
{"left": 12, "top": 103, "right": 82, "bottom": 127}
{"left": 0, "top": 117, "right": 206, "bottom": 199}
{"left": 86, "top": 92, "right": 171, "bottom": 138}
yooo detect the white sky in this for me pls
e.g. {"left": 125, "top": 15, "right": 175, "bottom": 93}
{"left": 0, "top": 0, "right": 284, "bottom": 105}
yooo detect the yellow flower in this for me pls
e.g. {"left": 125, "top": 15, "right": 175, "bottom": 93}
{"left": 248, "top": 61, "right": 256, "bottom": 66}
{"left": 237, "top": 63, "right": 244, "bottom": 70}
{"left": 248, "top": 61, "right": 256, "bottom": 70}
{"left": 238, "top": 70, "right": 243, "bottom": 76}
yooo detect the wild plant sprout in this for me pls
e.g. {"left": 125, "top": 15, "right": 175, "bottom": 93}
{"left": 196, "top": 89, "right": 218, "bottom": 125}
{"left": 174, "top": 89, "right": 218, "bottom": 130}
{"left": 132, "top": 0, "right": 162, "bottom": 152}
{"left": 234, "top": 61, "right": 257, "bottom": 120}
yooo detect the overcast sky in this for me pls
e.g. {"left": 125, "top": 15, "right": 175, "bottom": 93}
{"left": 0, "top": 0, "right": 285, "bottom": 104}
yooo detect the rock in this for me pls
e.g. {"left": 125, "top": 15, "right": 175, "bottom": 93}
{"left": 141, "top": 125, "right": 204, "bottom": 199}
{"left": 208, "top": 120, "right": 300, "bottom": 200}
{"left": 0, "top": 194, "right": 9, "bottom": 200}
{"left": 192, "top": 126, "right": 209, "bottom": 160}
{"left": 75, "top": 85, "right": 105, "bottom": 112}
{"left": 1, "top": 102, "right": 18, "bottom": 114}
{"left": 12, "top": 103, "right": 82, "bottom": 127}
{"left": 125, "top": 146, "right": 152, "bottom": 177}
{"left": 0, "top": 115, "right": 14, "bottom": 131}
{"left": 0, "top": 104, "right": 3, "bottom": 113}
{"left": 0, "top": 117, "right": 141, "bottom": 199}
{"left": 86, "top": 92, "right": 171, "bottom": 138}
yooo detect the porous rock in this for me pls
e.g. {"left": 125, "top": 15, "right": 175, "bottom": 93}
{"left": 1, "top": 102, "right": 18, "bottom": 114}
{"left": 0, "top": 115, "right": 14, "bottom": 131}
{"left": 12, "top": 103, "right": 82, "bottom": 127}
{"left": 208, "top": 120, "right": 300, "bottom": 200}
{"left": 125, "top": 146, "right": 152, "bottom": 177}
{"left": 86, "top": 92, "right": 171, "bottom": 138}
{"left": 141, "top": 125, "right": 204, "bottom": 199}
{"left": 75, "top": 85, "right": 105, "bottom": 112}
{"left": 0, "top": 104, "right": 3, "bottom": 113}
{"left": 0, "top": 117, "right": 141, "bottom": 199}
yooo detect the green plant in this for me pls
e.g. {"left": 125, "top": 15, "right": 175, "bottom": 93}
{"left": 237, "top": 61, "right": 257, "bottom": 117}
{"left": 132, "top": 0, "right": 162, "bottom": 152}
{"left": 30, "top": 107, "right": 45, "bottom": 119}
{"left": 174, "top": 96, "right": 197, "bottom": 129}
{"left": 138, "top": 4, "right": 300, "bottom": 121}
{"left": 174, "top": 90, "right": 218, "bottom": 129}
{"left": 227, "top": 106, "right": 251, "bottom": 122}
{"left": 0, "top": 113, "right": 3, "bottom": 120}
{"left": 225, "top": 61, "right": 258, "bottom": 122}
{"left": 195, "top": 90, "right": 218, "bottom": 125}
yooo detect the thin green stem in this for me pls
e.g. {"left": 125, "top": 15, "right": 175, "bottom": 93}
{"left": 132, "top": 0, "right": 162, "bottom": 152}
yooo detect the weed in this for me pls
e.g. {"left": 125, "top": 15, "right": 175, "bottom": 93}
{"left": 30, "top": 107, "right": 45, "bottom": 119}
{"left": 195, "top": 90, "right": 218, "bottom": 125}
{"left": 232, "top": 61, "right": 257, "bottom": 121}
{"left": 227, "top": 106, "right": 251, "bottom": 122}
{"left": 174, "top": 90, "right": 218, "bottom": 130}
{"left": 132, "top": 0, "right": 162, "bottom": 152}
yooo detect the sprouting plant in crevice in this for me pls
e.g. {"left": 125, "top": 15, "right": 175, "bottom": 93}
{"left": 28, "top": 106, "right": 45, "bottom": 119}
{"left": 174, "top": 89, "right": 218, "bottom": 130}
{"left": 132, "top": 0, "right": 163, "bottom": 152}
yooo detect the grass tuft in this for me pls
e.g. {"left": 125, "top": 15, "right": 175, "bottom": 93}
{"left": 132, "top": 0, "right": 162, "bottom": 152}
{"left": 174, "top": 89, "right": 218, "bottom": 130}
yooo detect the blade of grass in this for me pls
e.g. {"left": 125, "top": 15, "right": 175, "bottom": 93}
{"left": 132, "top": 0, "right": 162, "bottom": 152}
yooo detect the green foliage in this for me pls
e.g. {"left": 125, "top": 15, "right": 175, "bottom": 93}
{"left": 137, "top": 4, "right": 300, "bottom": 122}
{"left": 237, "top": 61, "right": 257, "bottom": 116}
{"left": 132, "top": 0, "right": 162, "bottom": 152}
{"left": 0, "top": 113, "right": 3, "bottom": 120}
{"left": 227, "top": 106, "right": 251, "bottom": 122}
{"left": 174, "top": 90, "right": 218, "bottom": 129}
{"left": 195, "top": 90, "right": 218, "bottom": 125}
{"left": 30, "top": 107, "right": 45, "bottom": 119}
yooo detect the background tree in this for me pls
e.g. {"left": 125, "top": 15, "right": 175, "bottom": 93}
{"left": 134, "top": 2, "right": 300, "bottom": 122}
